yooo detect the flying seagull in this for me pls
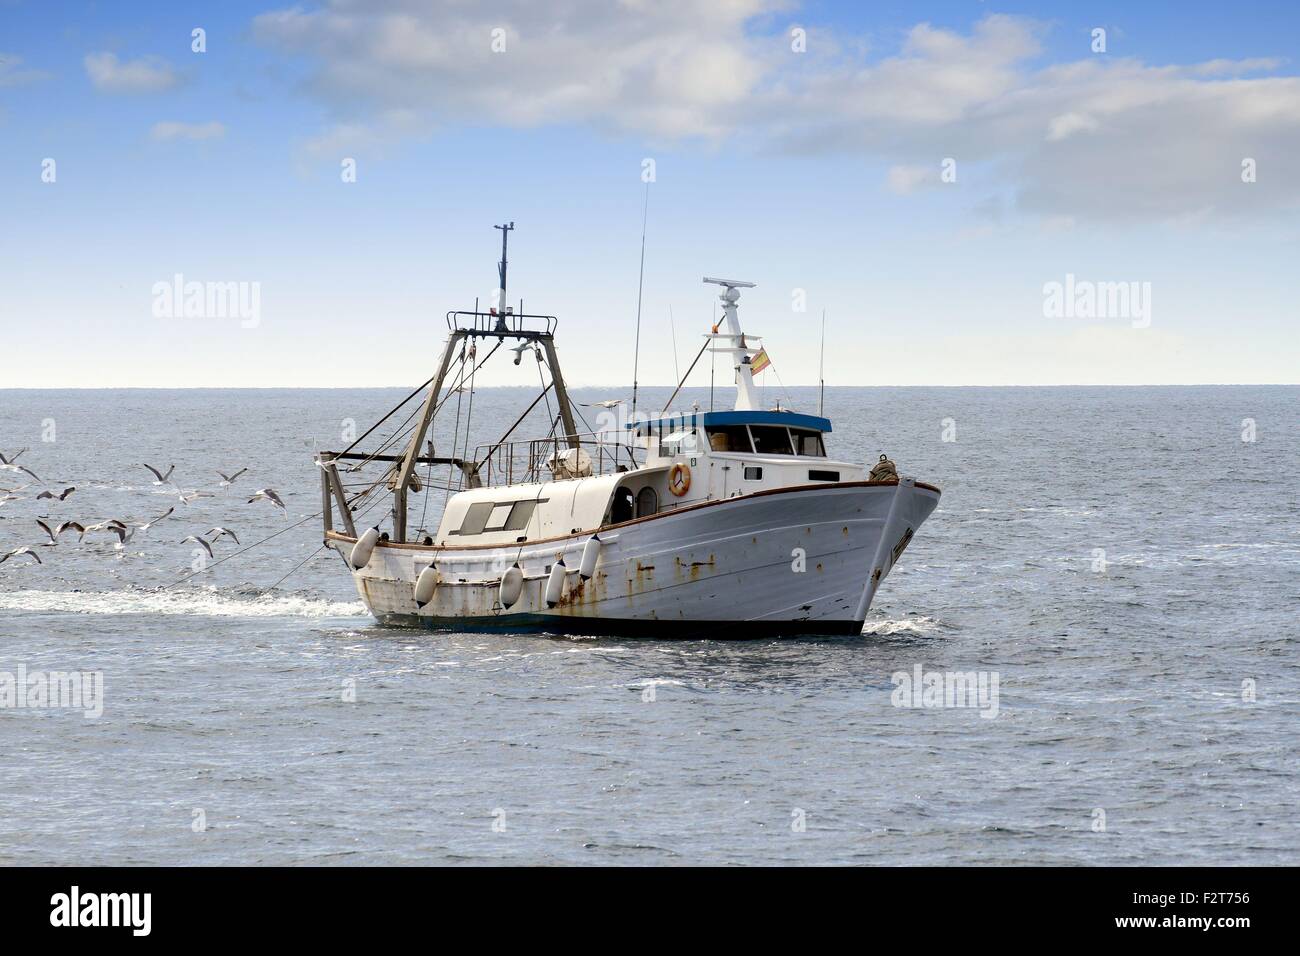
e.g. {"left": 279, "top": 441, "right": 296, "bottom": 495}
{"left": 217, "top": 468, "right": 248, "bottom": 486}
{"left": 142, "top": 463, "right": 175, "bottom": 485}
{"left": 37, "top": 519, "right": 86, "bottom": 545}
{"left": 36, "top": 486, "right": 76, "bottom": 501}
{"left": 0, "top": 546, "right": 42, "bottom": 565}
{"left": 84, "top": 518, "right": 128, "bottom": 535}
{"left": 105, "top": 525, "right": 136, "bottom": 548}
{"left": 247, "top": 488, "right": 285, "bottom": 510}
{"left": 207, "top": 526, "right": 240, "bottom": 545}
{"left": 0, "top": 460, "right": 39, "bottom": 482}
{"left": 175, "top": 489, "right": 214, "bottom": 505}
{"left": 579, "top": 398, "right": 625, "bottom": 409}
{"left": 135, "top": 507, "right": 174, "bottom": 532}
{"left": 181, "top": 535, "right": 214, "bottom": 559}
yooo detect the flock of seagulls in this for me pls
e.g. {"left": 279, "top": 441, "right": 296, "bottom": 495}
{"left": 0, "top": 449, "right": 288, "bottom": 569}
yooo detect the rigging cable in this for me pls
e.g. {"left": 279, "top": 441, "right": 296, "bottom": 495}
{"left": 630, "top": 181, "right": 649, "bottom": 419}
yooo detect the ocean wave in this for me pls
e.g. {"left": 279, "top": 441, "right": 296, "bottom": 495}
{"left": 0, "top": 587, "right": 367, "bottom": 618}
{"left": 861, "top": 615, "right": 949, "bottom": 637}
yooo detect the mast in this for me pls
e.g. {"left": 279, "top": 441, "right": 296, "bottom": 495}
{"left": 495, "top": 221, "right": 514, "bottom": 318}
{"left": 818, "top": 308, "right": 826, "bottom": 417}
{"left": 702, "top": 276, "right": 758, "bottom": 411}
{"left": 630, "top": 185, "right": 649, "bottom": 418}
{"left": 389, "top": 223, "right": 579, "bottom": 542}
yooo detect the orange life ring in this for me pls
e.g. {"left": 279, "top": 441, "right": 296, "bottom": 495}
{"left": 668, "top": 463, "right": 691, "bottom": 497}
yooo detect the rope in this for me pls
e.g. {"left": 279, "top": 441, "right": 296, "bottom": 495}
{"left": 338, "top": 374, "right": 435, "bottom": 456}
{"left": 257, "top": 542, "right": 329, "bottom": 596}
{"left": 163, "top": 509, "right": 323, "bottom": 589}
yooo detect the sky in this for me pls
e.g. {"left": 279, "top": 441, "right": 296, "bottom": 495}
{"left": 1, "top": 0, "right": 1297, "bottom": 388}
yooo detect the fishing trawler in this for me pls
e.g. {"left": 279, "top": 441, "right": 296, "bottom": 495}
{"left": 316, "top": 224, "right": 940, "bottom": 637}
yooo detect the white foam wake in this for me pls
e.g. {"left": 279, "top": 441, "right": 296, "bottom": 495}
{"left": 861, "top": 615, "right": 947, "bottom": 637}
{"left": 0, "top": 588, "right": 367, "bottom": 619}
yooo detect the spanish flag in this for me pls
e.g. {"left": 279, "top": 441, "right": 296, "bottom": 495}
{"left": 749, "top": 348, "right": 772, "bottom": 375}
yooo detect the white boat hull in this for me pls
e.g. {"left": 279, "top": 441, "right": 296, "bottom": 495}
{"left": 328, "top": 479, "right": 940, "bottom": 638}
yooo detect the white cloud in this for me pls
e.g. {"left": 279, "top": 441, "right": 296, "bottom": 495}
{"left": 887, "top": 164, "right": 938, "bottom": 194}
{"left": 84, "top": 52, "right": 179, "bottom": 93}
{"left": 251, "top": 3, "right": 1300, "bottom": 223}
{"left": 1046, "top": 111, "right": 1099, "bottom": 141}
{"left": 150, "top": 120, "right": 226, "bottom": 141}
{"left": 0, "top": 52, "right": 52, "bottom": 88}
{"left": 253, "top": 0, "right": 773, "bottom": 141}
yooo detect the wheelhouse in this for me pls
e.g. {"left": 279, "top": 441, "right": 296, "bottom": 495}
{"left": 630, "top": 410, "right": 832, "bottom": 460}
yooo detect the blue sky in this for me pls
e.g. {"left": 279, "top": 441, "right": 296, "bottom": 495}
{"left": 1, "top": 0, "right": 1297, "bottom": 388}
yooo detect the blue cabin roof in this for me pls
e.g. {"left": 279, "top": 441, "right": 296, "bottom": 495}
{"left": 629, "top": 410, "right": 832, "bottom": 434}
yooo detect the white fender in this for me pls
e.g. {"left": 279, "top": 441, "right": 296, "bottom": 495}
{"left": 348, "top": 527, "right": 381, "bottom": 570}
{"left": 499, "top": 564, "right": 524, "bottom": 608}
{"left": 544, "top": 559, "right": 568, "bottom": 607}
{"left": 414, "top": 565, "right": 440, "bottom": 609}
{"left": 578, "top": 535, "right": 601, "bottom": 580}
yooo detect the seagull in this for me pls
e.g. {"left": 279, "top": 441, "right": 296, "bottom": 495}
{"left": 142, "top": 463, "right": 175, "bottom": 485}
{"left": 579, "top": 398, "right": 624, "bottom": 409}
{"left": 0, "top": 460, "right": 39, "bottom": 482}
{"left": 0, "top": 546, "right": 42, "bottom": 565}
{"left": 36, "top": 486, "right": 76, "bottom": 501}
{"left": 181, "top": 535, "right": 214, "bottom": 558}
{"left": 84, "top": 518, "right": 128, "bottom": 535}
{"left": 247, "top": 488, "right": 285, "bottom": 510}
{"left": 510, "top": 342, "right": 531, "bottom": 365}
{"left": 175, "top": 488, "right": 214, "bottom": 505}
{"left": 36, "top": 519, "right": 86, "bottom": 545}
{"left": 207, "top": 526, "right": 240, "bottom": 545}
{"left": 105, "top": 525, "right": 136, "bottom": 548}
{"left": 134, "top": 507, "right": 174, "bottom": 531}
{"left": 217, "top": 468, "right": 248, "bottom": 487}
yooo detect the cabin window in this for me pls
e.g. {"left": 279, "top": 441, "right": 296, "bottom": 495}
{"left": 454, "top": 498, "right": 544, "bottom": 535}
{"left": 808, "top": 469, "right": 840, "bottom": 482}
{"left": 661, "top": 428, "right": 700, "bottom": 457}
{"left": 707, "top": 425, "right": 753, "bottom": 453}
{"left": 743, "top": 466, "right": 763, "bottom": 480}
{"left": 791, "top": 429, "right": 827, "bottom": 457}
{"left": 635, "top": 486, "right": 659, "bottom": 517}
{"left": 503, "top": 499, "right": 540, "bottom": 531}
{"left": 749, "top": 426, "right": 794, "bottom": 456}
{"left": 455, "top": 501, "right": 494, "bottom": 535}
{"left": 484, "top": 502, "right": 514, "bottom": 531}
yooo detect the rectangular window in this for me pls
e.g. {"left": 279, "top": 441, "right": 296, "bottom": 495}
{"left": 707, "top": 425, "right": 753, "bottom": 453}
{"left": 791, "top": 429, "right": 826, "bottom": 457}
{"left": 749, "top": 426, "right": 794, "bottom": 455}
{"left": 455, "top": 501, "right": 494, "bottom": 535}
{"left": 503, "top": 499, "right": 540, "bottom": 531}
{"left": 808, "top": 469, "right": 840, "bottom": 482}
{"left": 483, "top": 502, "right": 514, "bottom": 531}
{"left": 743, "top": 466, "right": 763, "bottom": 480}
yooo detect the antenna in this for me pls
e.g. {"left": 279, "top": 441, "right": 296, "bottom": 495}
{"left": 630, "top": 184, "right": 649, "bottom": 419}
{"left": 494, "top": 221, "right": 514, "bottom": 316}
{"left": 702, "top": 276, "right": 759, "bottom": 411}
{"left": 668, "top": 305, "right": 681, "bottom": 385}
{"left": 818, "top": 308, "right": 826, "bottom": 417}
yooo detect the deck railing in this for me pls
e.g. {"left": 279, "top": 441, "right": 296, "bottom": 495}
{"left": 470, "top": 432, "right": 644, "bottom": 488}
